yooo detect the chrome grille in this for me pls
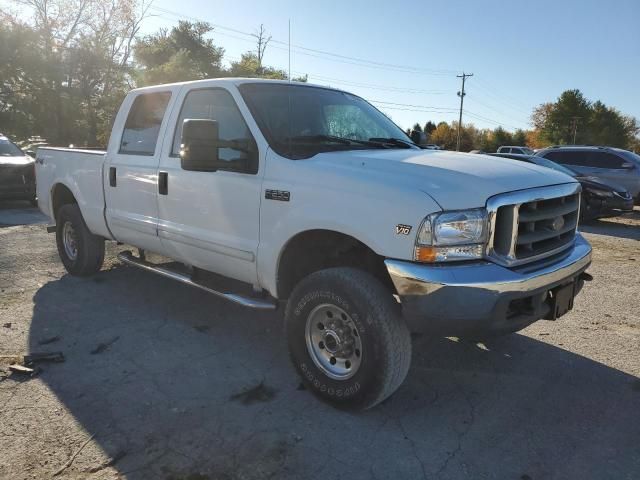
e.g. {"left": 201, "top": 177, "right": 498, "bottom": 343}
{"left": 486, "top": 184, "right": 581, "bottom": 267}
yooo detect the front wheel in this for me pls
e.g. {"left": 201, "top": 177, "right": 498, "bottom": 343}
{"left": 285, "top": 267, "right": 411, "bottom": 410}
{"left": 55, "top": 204, "right": 105, "bottom": 276}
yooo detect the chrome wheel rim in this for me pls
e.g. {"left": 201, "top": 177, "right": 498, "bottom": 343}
{"left": 305, "top": 304, "right": 363, "bottom": 380}
{"left": 62, "top": 221, "right": 78, "bottom": 261}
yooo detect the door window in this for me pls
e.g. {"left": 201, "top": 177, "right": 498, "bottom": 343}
{"left": 586, "top": 151, "right": 625, "bottom": 169}
{"left": 545, "top": 151, "right": 589, "bottom": 166}
{"left": 172, "top": 89, "right": 257, "bottom": 174}
{"left": 119, "top": 92, "right": 171, "bottom": 155}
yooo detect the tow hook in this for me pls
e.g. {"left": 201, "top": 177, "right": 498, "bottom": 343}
{"left": 580, "top": 272, "right": 594, "bottom": 282}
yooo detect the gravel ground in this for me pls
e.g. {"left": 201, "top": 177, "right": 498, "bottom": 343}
{"left": 0, "top": 200, "right": 639, "bottom": 480}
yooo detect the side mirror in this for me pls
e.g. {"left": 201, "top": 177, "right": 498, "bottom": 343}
{"left": 621, "top": 161, "right": 635, "bottom": 170}
{"left": 26, "top": 150, "right": 35, "bottom": 158}
{"left": 180, "top": 119, "right": 220, "bottom": 172}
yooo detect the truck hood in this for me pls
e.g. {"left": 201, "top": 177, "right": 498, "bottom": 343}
{"left": 0, "top": 155, "right": 34, "bottom": 166}
{"left": 316, "top": 149, "right": 578, "bottom": 210}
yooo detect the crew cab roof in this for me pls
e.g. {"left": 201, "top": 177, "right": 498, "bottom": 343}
{"left": 129, "top": 77, "right": 344, "bottom": 95}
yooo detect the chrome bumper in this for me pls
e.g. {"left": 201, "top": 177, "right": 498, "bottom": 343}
{"left": 385, "top": 234, "right": 592, "bottom": 335}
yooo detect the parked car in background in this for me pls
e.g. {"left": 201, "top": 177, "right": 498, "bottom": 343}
{"left": 497, "top": 146, "right": 534, "bottom": 155}
{"left": 535, "top": 146, "right": 640, "bottom": 203}
{"left": 489, "top": 153, "right": 634, "bottom": 220}
{"left": 0, "top": 135, "right": 37, "bottom": 205}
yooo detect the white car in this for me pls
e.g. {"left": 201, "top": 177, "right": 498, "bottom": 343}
{"left": 36, "top": 79, "right": 592, "bottom": 409}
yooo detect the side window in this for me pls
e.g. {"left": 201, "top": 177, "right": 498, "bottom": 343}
{"left": 587, "top": 152, "right": 625, "bottom": 169}
{"left": 323, "top": 104, "right": 389, "bottom": 140}
{"left": 173, "top": 89, "right": 257, "bottom": 174}
{"left": 120, "top": 92, "right": 171, "bottom": 155}
{"left": 546, "top": 151, "right": 587, "bottom": 166}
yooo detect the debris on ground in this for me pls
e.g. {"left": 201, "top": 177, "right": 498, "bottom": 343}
{"left": 9, "top": 364, "right": 41, "bottom": 378}
{"left": 24, "top": 351, "right": 64, "bottom": 365}
{"left": 38, "top": 335, "right": 61, "bottom": 345}
{"left": 230, "top": 381, "right": 277, "bottom": 405}
{"left": 53, "top": 433, "right": 96, "bottom": 476}
{"left": 87, "top": 449, "right": 127, "bottom": 473}
{"left": 3, "top": 323, "right": 11, "bottom": 328}
{"left": 90, "top": 336, "right": 120, "bottom": 355}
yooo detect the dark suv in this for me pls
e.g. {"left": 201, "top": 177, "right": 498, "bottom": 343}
{"left": 0, "top": 135, "right": 36, "bottom": 205}
{"left": 535, "top": 146, "right": 640, "bottom": 203}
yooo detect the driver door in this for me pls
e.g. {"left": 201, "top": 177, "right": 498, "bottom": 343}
{"left": 156, "top": 86, "right": 264, "bottom": 285}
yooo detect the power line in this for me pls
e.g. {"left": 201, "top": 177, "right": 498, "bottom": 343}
{"left": 456, "top": 73, "right": 473, "bottom": 151}
{"left": 149, "top": 5, "right": 459, "bottom": 76}
{"left": 370, "top": 100, "right": 459, "bottom": 112}
{"left": 465, "top": 94, "right": 530, "bottom": 125}
{"left": 472, "top": 78, "right": 532, "bottom": 115}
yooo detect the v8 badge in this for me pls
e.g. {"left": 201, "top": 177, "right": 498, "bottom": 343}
{"left": 395, "top": 224, "right": 412, "bottom": 235}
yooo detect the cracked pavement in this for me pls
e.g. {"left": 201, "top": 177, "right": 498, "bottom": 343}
{"left": 0, "top": 200, "right": 639, "bottom": 479}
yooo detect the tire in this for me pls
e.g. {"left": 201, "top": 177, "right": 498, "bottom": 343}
{"left": 55, "top": 204, "right": 105, "bottom": 276}
{"left": 285, "top": 267, "right": 411, "bottom": 410}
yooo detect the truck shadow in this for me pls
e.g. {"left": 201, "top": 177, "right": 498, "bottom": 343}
{"left": 580, "top": 209, "right": 640, "bottom": 241}
{"left": 28, "top": 266, "right": 639, "bottom": 479}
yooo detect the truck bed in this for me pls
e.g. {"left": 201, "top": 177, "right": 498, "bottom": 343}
{"left": 35, "top": 147, "right": 112, "bottom": 239}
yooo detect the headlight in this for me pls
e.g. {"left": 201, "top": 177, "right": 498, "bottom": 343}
{"left": 414, "top": 209, "right": 488, "bottom": 262}
{"left": 589, "top": 188, "right": 613, "bottom": 198}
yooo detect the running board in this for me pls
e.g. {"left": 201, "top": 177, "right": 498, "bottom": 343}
{"left": 117, "top": 251, "right": 277, "bottom": 310}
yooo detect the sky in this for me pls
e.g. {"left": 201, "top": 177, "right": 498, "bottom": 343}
{"left": 142, "top": 0, "right": 639, "bottom": 132}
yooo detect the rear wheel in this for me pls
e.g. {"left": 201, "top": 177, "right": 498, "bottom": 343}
{"left": 55, "top": 204, "right": 104, "bottom": 276}
{"left": 285, "top": 267, "right": 411, "bottom": 410}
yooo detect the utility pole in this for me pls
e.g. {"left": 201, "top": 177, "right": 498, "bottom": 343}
{"left": 570, "top": 116, "right": 581, "bottom": 144}
{"left": 456, "top": 72, "right": 473, "bottom": 151}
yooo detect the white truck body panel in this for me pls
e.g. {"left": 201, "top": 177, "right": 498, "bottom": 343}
{"left": 36, "top": 77, "right": 582, "bottom": 299}
{"left": 36, "top": 147, "right": 111, "bottom": 239}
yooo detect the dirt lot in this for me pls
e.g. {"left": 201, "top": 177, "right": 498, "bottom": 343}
{"left": 1, "top": 200, "right": 639, "bottom": 480}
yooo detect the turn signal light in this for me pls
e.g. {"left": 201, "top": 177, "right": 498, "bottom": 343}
{"left": 414, "top": 246, "right": 437, "bottom": 262}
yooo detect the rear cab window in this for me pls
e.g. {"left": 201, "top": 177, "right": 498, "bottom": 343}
{"left": 120, "top": 92, "right": 172, "bottom": 155}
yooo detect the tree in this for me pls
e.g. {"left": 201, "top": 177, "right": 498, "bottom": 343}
{"left": 532, "top": 89, "right": 638, "bottom": 148}
{"left": 0, "top": 0, "right": 149, "bottom": 146}
{"left": 252, "top": 24, "right": 271, "bottom": 74}
{"left": 424, "top": 121, "right": 436, "bottom": 136}
{"left": 228, "top": 51, "right": 307, "bottom": 82}
{"left": 134, "top": 21, "right": 225, "bottom": 86}
{"left": 512, "top": 129, "right": 527, "bottom": 146}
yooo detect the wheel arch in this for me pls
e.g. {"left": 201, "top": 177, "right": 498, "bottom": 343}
{"left": 51, "top": 183, "right": 78, "bottom": 220}
{"left": 275, "top": 229, "right": 395, "bottom": 300}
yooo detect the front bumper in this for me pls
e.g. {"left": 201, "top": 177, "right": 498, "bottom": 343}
{"left": 585, "top": 194, "right": 634, "bottom": 218}
{"left": 385, "top": 234, "right": 592, "bottom": 336}
{"left": 0, "top": 182, "right": 36, "bottom": 200}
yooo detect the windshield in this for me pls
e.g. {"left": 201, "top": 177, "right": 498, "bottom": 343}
{"left": 532, "top": 156, "right": 577, "bottom": 176}
{"left": 239, "top": 83, "right": 414, "bottom": 159}
{"left": 0, "top": 138, "right": 24, "bottom": 157}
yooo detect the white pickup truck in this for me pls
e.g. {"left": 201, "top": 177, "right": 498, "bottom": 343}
{"left": 36, "top": 78, "right": 592, "bottom": 409}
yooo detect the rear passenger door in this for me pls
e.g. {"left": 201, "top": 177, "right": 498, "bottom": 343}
{"left": 544, "top": 150, "right": 589, "bottom": 175}
{"left": 583, "top": 151, "right": 635, "bottom": 192}
{"left": 104, "top": 89, "right": 174, "bottom": 251}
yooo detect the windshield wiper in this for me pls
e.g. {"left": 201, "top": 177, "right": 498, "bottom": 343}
{"left": 285, "top": 135, "right": 388, "bottom": 148}
{"left": 368, "top": 137, "right": 417, "bottom": 148}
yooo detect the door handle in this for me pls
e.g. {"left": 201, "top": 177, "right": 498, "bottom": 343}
{"left": 158, "top": 171, "right": 168, "bottom": 195}
{"left": 109, "top": 167, "right": 116, "bottom": 187}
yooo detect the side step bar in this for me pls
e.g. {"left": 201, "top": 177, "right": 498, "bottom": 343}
{"left": 117, "top": 251, "right": 277, "bottom": 310}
